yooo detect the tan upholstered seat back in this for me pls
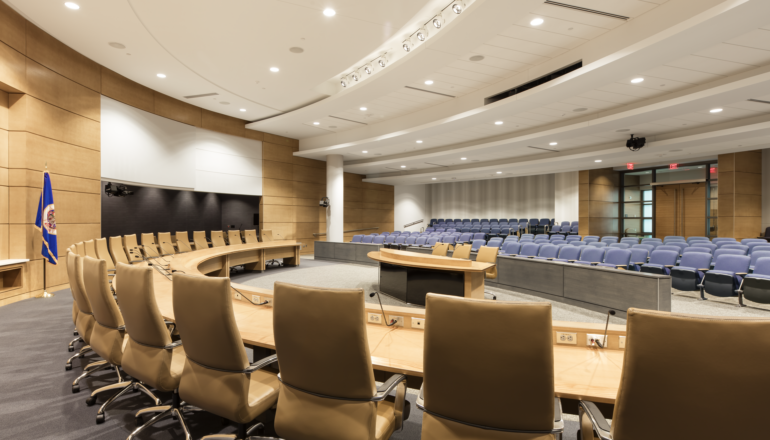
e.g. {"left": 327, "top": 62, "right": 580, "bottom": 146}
{"left": 141, "top": 233, "right": 159, "bottom": 256}
{"left": 68, "top": 252, "right": 95, "bottom": 344}
{"left": 273, "top": 282, "right": 376, "bottom": 399}
{"left": 82, "top": 256, "right": 125, "bottom": 365}
{"left": 476, "top": 246, "right": 498, "bottom": 279}
{"left": 123, "top": 234, "right": 143, "bottom": 262}
{"left": 95, "top": 238, "right": 115, "bottom": 270}
{"left": 432, "top": 243, "right": 449, "bottom": 256}
{"left": 157, "top": 232, "right": 176, "bottom": 255}
{"left": 610, "top": 309, "right": 770, "bottom": 439}
{"left": 211, "top": 231, "right": 226, "bottom": 247}
{"left": 172, "top": 274, "right": 248, "bottom": 372}
{"left": 175, "top": 232, "right": 192, "bottom": 252}
{"left": 452, "top": 244, "right": 471, "bottom": 259}
{"left": 423, "top": 294, "right": 554, "bottom": 432}
{"left": 116, "top": 263, "right": 171, "bottom": 348}
{"left": 193, "top": 231, "right": 209, "bottom": 250}
{"left": 109, "top": 236, "right": 130, "bottom": 265}
{"left": 244, "top": 230, "right": 259, "bottom": 244}
{"left": 84, "top": 240, "right": 98, "bottom": 258}
{"left": 261, "top": 229, "right": 273, "bottom": 242}
{"left": 227, "top": 230, "right": 243, "bottom": 245}
{"left": 75, "top": 242, "right": 86, "bottom": 256}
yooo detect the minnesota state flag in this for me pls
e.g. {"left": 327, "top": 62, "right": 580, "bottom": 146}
{"left": 34, "top": 169, "right": 58, "bottom": 265}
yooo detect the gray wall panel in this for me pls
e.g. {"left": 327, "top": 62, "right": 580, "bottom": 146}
{"left": 335, "top": 243, "right": 357, "bottom": 261}
{"left": 315, "top": 241, "right": 334, "bottom": 259}
{"left": 563, "top": 267, "right": 665, "bottom": 311}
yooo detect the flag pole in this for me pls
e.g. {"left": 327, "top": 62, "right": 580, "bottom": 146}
{"left": 42, "top": 162, "right": 53, "bottom": 298}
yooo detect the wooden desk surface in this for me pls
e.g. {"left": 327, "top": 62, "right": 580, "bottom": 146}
{"left": 145, "top": 244, "right": 622, "bottom": 404}
{"left": 367, "top": 248, "right": 494, "bottom": 273}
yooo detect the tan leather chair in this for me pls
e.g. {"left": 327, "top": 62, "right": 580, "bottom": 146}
{"left": 115, "top": 263, "right": 191, "bottom": 439}
{"left": 95, "top": 238, "right": 115, "bottom": 269}
{"left": 109, "top": 236, "right": 132, "bottom": 265}
{"left": 579, "top": 309, "right": 770, "bottom": 440}
{"left": 476, "top": 246, "right": 498, "bottom": 280}
{"left": 141, "top": 232, "right": 160, "bottom": 256}
{"left": 272, "top": 282, "right": 408, "bottom": 440}
{"left": 193, "top": 231, "right": 209, "bottom": 250}
{"left": 417, "top": 294, "right": 561, "bottom": 440}
{"left": 82, "top": 256, "right": 160, "bottom": 423}
{"left": 157, "top": 232, "right": 176, "bottom": 256}
{"left": 211, "top": 231, "right": 227, "bottom": 247}
{"left": 123, "top": 234, "right": 144, "bottom": 263}
{"left": 66, "top": 252, "right": 107, "bottom": 385}
{"left": 432, "top": 243, "right": 450, "bottom": 256}
{"left": 173, "top": 274, "right": 279, "bottom": 438}
{"left": 84, "top": 239, "right": 98, "bottom": 258}
{"left": 452, "top": 244, "right": 471, "bottom": 260}
{"left": 76, "top": 241, "right": 86, "bottom": 256}
{"left": 261, "top": 229, "right": 273, "bottom": 242}
{"left": 228, "top": 230, "right": 243, "bottom": 246}
{"left": 175, "top": 232, "right": 193, "bottom": 253}
{"left": 244, "top": 230, "right": 259, "bottom": 244}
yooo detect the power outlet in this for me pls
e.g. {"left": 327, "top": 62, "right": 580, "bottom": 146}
{"left": 368, "top": 313, "right": 383, "bottom": 325}
{"left": 411, "top": 317, "right": 426, "bottom": 330}
{"left": 619, "top": 336, "right": 626, "bottom": 349}
{"left": 262, "top": 297, "right": 273, "bottom": 307}
{"left": 234, "top": 292, "right": 242, "bottom": 300}
{"left": 556, "top": 332, "right": 577, "bottom": 345}
{"left": 387, "top": 316, "right": 404, "bottom": 327}
{"left": 252, "top": 295, "right": 260, "bottom": 304}
{"left": 587, "top": 333, "right": 607, "bottom": 347}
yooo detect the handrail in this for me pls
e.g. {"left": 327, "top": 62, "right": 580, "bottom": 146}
{"left": 312, "top": 227, "right": 379, "bottom": 237}
{"left": 404, "top": 219, "right": 423, "bottom": 228}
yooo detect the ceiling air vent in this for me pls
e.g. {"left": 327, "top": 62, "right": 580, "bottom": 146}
{"left": 748, "top": 99, "right": 770, "bottom": 105}
{"left": 544, "top": 1, "right": 630, "bottom": 20}
{"left": 485, "top": 61, "right": 582, "bottom": 105}
{"left": 183, "top": 93, "right": 219, "bottom": 99}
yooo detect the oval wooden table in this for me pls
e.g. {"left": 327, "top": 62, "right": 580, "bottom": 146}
{"left": 140, "top": 242, "right": 624, "bottom": 404}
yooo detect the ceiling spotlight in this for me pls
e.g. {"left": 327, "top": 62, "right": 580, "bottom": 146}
{"left": 432, "top": 177, "right": 437, "bottom": 180}
{"left": 240, "top": 109, "right": 246, "bottom": 112}
{"left": 360, "top": 107, "right": 367, "bottom": 111}
{"left": 362, "top": 151, "right": 368, "bottom": 153}
{"left": 270, "top": 67, "right": 280, "bottom": 72}
{"left": 313, "top": 122, "right": 320, "bottom": 125}
{"left": 377, "top": 54, "right": 388, "bottom": 68}
{"left": 402, "top": 39, "right": 413, "bottom": 52}
{"left": 549, "top": 142, "right": 558, "bottom": 146}
{"left": 710, "top": 108, "right": 723, "bottom": 113}
{"left": 432, "top": 14, "right": 444, "bottom": 29}
{"left": 494, "top": 121, "right": 503, "bottom": 125}
{"left": 496, "top": 171, "right": 502, "bottom": 174}
{"left": 416, "top": 140, "right": 423, "bottom": 143}
{"left": 460, "top": 157, "right": 467, "bottom": 161}
{"left": 363, "top": 63, "right": 373, "bottom": 75}
{"left": 417, "top": 28, "right": 429, "bottom": 42}
{"left": 323, "top": 8, "right": 336, "bottom": 17}
{"left": 157, "top": 73, "right": 166, "bottom": 78}
{"left": 424, "top": 80, "right": 434, "bottom": 85}
{"left": 530, "top": 18, "right": 544, "bottom": 26}
{"left": 401, "top": 165, "right": 406, "bottom": 168}
{"left": 351, "top": 71, "right": 359, "bottom": 82}
{"left": 65, "top": 2, "right": 80, "bottom": 10}
{"left": 595, "top": 160, "right": 602, "bottom": 163}
{"left": 631, "top": 77, "right": 644, "bottom": 84}
{"left": 451, "top": 1, "right": 465, "bottom": 14}
{"left": 340, "top": 77, "right": 348, "bottom": 88}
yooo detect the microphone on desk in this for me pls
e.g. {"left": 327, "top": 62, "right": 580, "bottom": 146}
{"left": 369, "top": 292, "right": 398, "bottom": 327}
{"left": 594, "top": 310, "right": 616, "bottom": 349}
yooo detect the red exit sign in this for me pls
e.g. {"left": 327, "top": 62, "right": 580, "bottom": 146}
{"left": 669, "top": 163, "right": 678, "bottom": 169}
{"left": 626, "top": 163, "right": 634, "bottom": 170}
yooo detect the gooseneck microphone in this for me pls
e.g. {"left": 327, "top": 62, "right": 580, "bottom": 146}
{"left": 369, "top": 292, "right": 398, "bottom": 327}
{"left": 595, "top": 310, "right": 616, "bottom": 349}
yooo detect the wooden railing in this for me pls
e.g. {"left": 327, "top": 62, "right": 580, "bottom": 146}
{"left": 312, "top": 227, "right": 379, "bottom": 237}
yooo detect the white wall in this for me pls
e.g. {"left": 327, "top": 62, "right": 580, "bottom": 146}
{"left": 101, "top": 96, "right": 262, "bottom": 195}
{"left": 555, "top": 171, "right": 580, "bottom": 223}
{"left": 395, "top": 184, "right": 431, "bottom": 232}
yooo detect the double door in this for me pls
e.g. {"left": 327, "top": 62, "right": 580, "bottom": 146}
{"left": 655, "top": 183, "right": 706, "bottom": 238}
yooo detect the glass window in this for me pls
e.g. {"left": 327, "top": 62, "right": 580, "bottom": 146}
{"left": 643, "top": 189, "right": 652, "bottom": 202}
{"left": 655, "top": 165, "right": 707, "bottom": 183}
{"left": 710, "top": 164, "right": 718, "bottom": 181}
{"left": 643, "top": 219, "right": 653, "bottom": 233}
{"left": 643, "top": 204, "right": 653, "bottom": 217}
{"left": 624, "top": 170, "right": 652, "bottom": 186}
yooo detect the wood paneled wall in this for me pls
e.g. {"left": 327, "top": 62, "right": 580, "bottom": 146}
{"left": 718, "top": 151, "right": 762, "bottom": 240}
{"left": 578, "top": 168, "right": 619, "bottom": 237}
{"left": 343, "top": 173, "right": 395, "bottom": 241}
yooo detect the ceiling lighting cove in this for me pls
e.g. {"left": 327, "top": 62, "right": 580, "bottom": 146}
{"left": 416, "top": 27, "right": 429, "bottom": 41}
{"left": 530, "top": 18, "right": 544, "bottom": 26}
{"left": 323, "top": 8, "right": 336, "bottom": 17}
{"left": 451, "top": 1, "right": 465, "bottom": 14}
{"left": 65, "top": 2, "right": 80, "bottom": 10}
{"left": 710, "top": 108, "right": 723, "bottom": 113}
{"left": 631, "top": 77, "right": 644, "bottom": 84}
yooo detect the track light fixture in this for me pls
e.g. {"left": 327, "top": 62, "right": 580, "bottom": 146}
{"left": 378, "top": 54, "right": 388, "bottom": 68}
{"left": 363, "top": 63, "right": 373, "bottom": 75}
{"left": 402, "top": 39, "right": 413, "bottom": 52}
{"left": 340, "top": 77, "right": 348, "bottom": 88}
{"left": 432, "top": 14, "right": 444, "bottom": 29}
{"left": 351, "top": 71, "right": 359, "bottom": 82}
{"left": 416, "top": 27, "right": 428, "bottom": 41}
{"left": 451, "top": 1, "right": 465, "bottom": 14}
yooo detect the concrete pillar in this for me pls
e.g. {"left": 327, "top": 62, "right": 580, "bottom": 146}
{"left": 326, "top": 155, "right": 344, "bottom": 242}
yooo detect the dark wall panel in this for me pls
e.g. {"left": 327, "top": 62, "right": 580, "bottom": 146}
{"left": 221, "top": 194, "right": 261, "bottom": 230}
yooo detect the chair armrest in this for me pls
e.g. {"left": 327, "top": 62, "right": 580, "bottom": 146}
{"left": 374, "top": 373, "right": 407, "bottom": 401}
{"left": 665, "top": 265, "right": 675, "bottom": 268}
{"left": 554, "top": 397, "right": 564, "bottom": 432}
{"left": 579, "top": 401, "right": 612, "bottom": 440}
{"left": 374, "top": 374, "right": 408, "bottom": 431}
{"left": 107, "top": 269, "right": 116, "bottom": 273}
{"left": 699, "top": 268, "right": 710, "bottom": 272}
{"left": 416, "top": 384, "right": 425, "bottom": 410}
{"left": 164, "top": 340, "right": 183, "bottom": 350}
{"left": 736, "top": 272, "right": 748, "bottom": 276}
{"left": 243, "top": 354, "right": 278, "bottom": 374}
{"left": 568, "top": 259, "right": 577, "bottom": 263}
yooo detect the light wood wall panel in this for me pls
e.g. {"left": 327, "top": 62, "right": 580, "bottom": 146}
{"left": 0, "top": 39, "right": 26, "bottom": 92}
{"left": 24, "top": 59, "right": 100, "bottom": 121}
{"left": 100, "top": 67, "right": 154, "bottom": 113}
{"left": 9, "top": 95, "right": 100, "bottom": 150}
{"left": 719, "top": 151, "right": 762, "bottom": 240}
{"left": 578, "top": 168, "right": 619, "bottom": 237}
{"left": 0, "top": 1, "right": 26, "bottom": 54}
{"left": 25, "top": 23, "right": 101, "bottom": 92}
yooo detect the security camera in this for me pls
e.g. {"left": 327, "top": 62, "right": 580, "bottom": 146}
{"left": 319, "top": 197, "right": 330, "bottom": 208}
{"left": 626, "top": 134, "right": 646, "bottom": 152}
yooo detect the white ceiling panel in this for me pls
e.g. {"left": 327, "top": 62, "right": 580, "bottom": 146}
{"left": 666, "top": 55, "right": 756, "bottom": 76}
{"left": 499, "top": 25, "right": 589, "bottom": 50}
{"left": 485, "top": 36, "right": 570, "bottom": 59}
{"left": 725, "top": 28, "right": 770, "bottom": 51}
{"left": 449, "top": 59, "right": 515, "bottom": 78}
{"left": 639, "top": 65, "right": 724, "bottom": 85}
{"left": 694, "top": 43, "right": 770, "bottom": 67}
{"left": 474, "top": 44, "right": 550, "bottom": 66}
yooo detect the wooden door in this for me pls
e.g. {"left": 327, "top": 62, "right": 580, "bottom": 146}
{"left": 654, "top": 183, "right": 707, "bottom": 238}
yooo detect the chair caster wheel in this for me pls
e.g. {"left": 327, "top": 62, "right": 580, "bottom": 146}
{"left": 86, "top": 396, "right": 97, "bottom": 406}
{"left": 96, "top": 413, "right": 105, "bottom": 424}
{"left": 68, "top": 347, "right": 75, "bottom": 352}
{"left": 65, "top": 364, "right": 72, "bottom": 371}
{"left": 72, "top": 384, "right": 80, "bottom": 393}
{"left": 74, "top": 331, "right": 79, "bottom": 336}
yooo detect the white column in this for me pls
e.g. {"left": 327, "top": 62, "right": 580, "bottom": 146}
{"left": 554, "top": 171, "right": 580, "bottom": 223}
{"left": 326, "top": 155, "right": 344, "bottom": 242}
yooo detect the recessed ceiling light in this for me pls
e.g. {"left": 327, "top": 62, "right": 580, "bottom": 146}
{"left": 156, "top": 73, "right": 166, "bottom": 78}
{"left": 313, "top": 122, "right": 320, "bottom": 125}
{"left": 460, "top": 157, "right": 467, "bottom": 160}
{"left": 494, "top": 121, "right": 503, "bottom": 125}
{"left": 631, "top": 77, "right": 644, "bottom": 84}
{"left": 359, "top": 107, "right": 367, "bottom": 111}
{"left": 270, "top": 67, "right": 280, "bottom": 72}
{"left": 496, "top": 171, "right": 502, "bottom": 174}
{"left": 432, "top": 177, "right": 437, "bottom": 180}
{"left": 530, "top": 18, "right": 544, "bottom": 26}
{"left": 401, "top": 165, "right": 406, "bottom": 168}
{"left": 710, "top": 108, "right": 723, "bottom": 113}
{"left": 289, "top": 47, "right": 304, "bottom": 54}
{"left": 108, "top": 42, "right": 126, "bottom": 49}
{"left": 362, "top": 151, "right": 368, "bottom": 153}
{"left": 65, "top": 2, "right": 80, "bottom": 10}
{"left": 469, "top": 55, "right": 484, "bottom": 62}
{"left": 323, "top": 8, "right": 336, "bottom": 17}
{"left": 240, "top": 109, "right": 246, "bottom": 112}
{"left": 424, "top": 80, "right": 434, "bottom": 85}
{"left": 549, "top": 142, "right": 558, "bottom": 146}
{"left": 595, "top": 160, "right": 602, "bottom": 163}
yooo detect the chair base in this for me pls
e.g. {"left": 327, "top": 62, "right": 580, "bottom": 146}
{"left": 66, "top": 345, "right": 95, "bottom": 371}
{"left": 68, "top": 336, "right": 83, "bottom": 352}
{"left": 87, "top": 374, "right": 161, "bottom": 424}
{"left": 129, "top": 390, "right": 192, "bottom": 440}
{"left": 71, "top": 359, "right": 110, "bottom": 392}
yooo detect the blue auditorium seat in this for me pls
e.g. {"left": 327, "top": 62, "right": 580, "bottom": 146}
{"left": 700, "top": 254, "right": 750, "bottom": 300}
{"left": 671, "top": 252, "right": 713, "bottom": 291}
{"left": 640, "top": 250, "right": 678, "bottom": 275}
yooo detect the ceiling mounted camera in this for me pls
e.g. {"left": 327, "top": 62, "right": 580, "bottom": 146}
{"left": 626, "top": 135, "right": 646, "bottom": 152}
{"left": 104, "top": 182, "right": 134, "bottom": 197}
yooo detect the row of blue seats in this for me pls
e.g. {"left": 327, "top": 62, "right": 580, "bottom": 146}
{"left": 428, "top": 219, "right": 577, "bottom": 235}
